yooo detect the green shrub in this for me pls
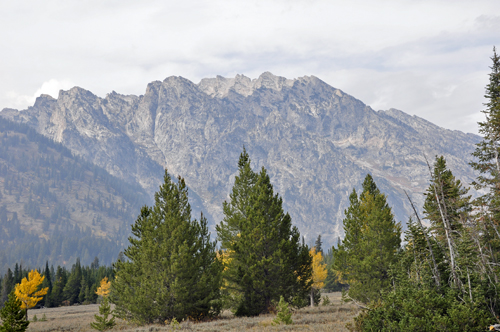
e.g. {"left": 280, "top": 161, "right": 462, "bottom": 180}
{"left": 272, "top": 296, "right": 293, "bottom": 326}
{"left": 347, "top": 287, "right": 492, "bottom": 332}
{"left": 169, "top": 317, "right": 180, "bottom": 330}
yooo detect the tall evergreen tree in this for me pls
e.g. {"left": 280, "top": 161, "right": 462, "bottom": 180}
{"left": 39, "top": 262, "right": 52, "bottom": 307}
{"left": 112, "top": 170, "right": 223, "bottom": 324}
{"left": 0, "top": 269, "right": 13, "bottom": 306}
{"left": 424, "top": 156, "right": 471, "bottom": 237}
{"left": 216, "top": 147, "right": 257, "bottom": 251}
{"left": 63, "top": 258, "right": 82, "bottom": 304}
{"left": 423, "top": 155, "right": 471, "bottom": 287}
{"left": 217, "top": 150, "right": 312, "bottom": 316}
{"left": 49, "top": 266, "right": 66, "bottom": 307}
{"left": 470, "top": 47, "right": 500, "bottom": 277}
{"left": 78, "top": 276, "right": 88, "bottom": 304}
{"left": 332, "top": 174, "right": 401, "bottom": 304}
{"left": 13, "top": 265, "right": 20, "bottom": 285}
{"left": 471, "top": 47, "right": 500, "bottom": 207}
{"left": 314, "top": 235, "right": 323, "bottom": 254}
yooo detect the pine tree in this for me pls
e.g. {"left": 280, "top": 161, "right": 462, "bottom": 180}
{"left": 272, "top": 296, "right": 293, "bottom": 325}
{"left": 314, "top": 235, "right": 323, "bottom": 254}
{"left": 0, "top": 291, "right": 29, "bottom": 332}
{"left": 49, "top": 266, "right": 66, "bottom": 307}
{"left": 63, "top": 259, "right": 82, "bottom": 304}
{"left": 90, "top": 297, "right": 115, "bottom": 331}
{"left": 112, "top": 170, "right": 223, "bottom": 324}
{"left": 216, "top": 147, "right": 257, "bottom": 251}
{"left": 423, "top": 155, "right": 471, "bottom": 287}
{"left": 40, "top": 262, "right": 52, "bottom": 307}
{"left": 471, "top": 47, "right": 500, "bottom": 210}
{"left": 78, "top": 276, "right": 88, "bottom": 304}
{"left": 470, "top": 46, "right": 500, "bottom": 280}
{"left": 217, "top": 150, "right": 312, "bottom": 316}
{"left": 0, "top": 269, "right": 13, "bottom": 306}
{"left": 424, "top": 156, "right": 471, "bottom": 239}
{"left": 13, "top": 265, "right": 20, "bottom": 286}
{"left": 332, "top": 174, "right": 401, "bottom": 304}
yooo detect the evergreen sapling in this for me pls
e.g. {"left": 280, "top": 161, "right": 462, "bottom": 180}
{"left": 90, "top": 296, "right": 115, "bottom": 331}
{"left": 272, "top": 296, "right": 293, "bottom": 325}
{"left": 0, "top": 291, "right": 30, "bottom": 332}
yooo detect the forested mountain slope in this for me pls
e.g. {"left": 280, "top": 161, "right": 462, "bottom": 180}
{"left": 0, "top": 72, "right": 480, "bottom": 247}
{"left": 0, "top": 119, "right": 149, "bottom": 270}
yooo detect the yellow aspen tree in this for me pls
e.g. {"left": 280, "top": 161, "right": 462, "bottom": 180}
{"left": 309, "top": 248, "right": 327, "bottom": 307}
{"left": 95, "top": 277, "right": 111, "bottom": 297}
{"left": 14, "top": 270, "right": 49, "bottom": 319}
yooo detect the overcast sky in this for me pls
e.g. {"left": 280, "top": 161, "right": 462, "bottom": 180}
{"left": 1, "top": 0, "right": 499, "bottom": 134}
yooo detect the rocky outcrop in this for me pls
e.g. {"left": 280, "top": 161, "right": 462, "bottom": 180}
{"left": 0, "top": 73, "right": 480, "bottom": 247}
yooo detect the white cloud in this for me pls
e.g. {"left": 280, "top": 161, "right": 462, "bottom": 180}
{"left": 34, "top": 79, "right": 74, "bottom": 100}
{"left": 3, "top": 79, "right": 74, "bottom": 110}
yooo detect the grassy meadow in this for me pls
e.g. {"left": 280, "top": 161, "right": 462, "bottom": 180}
{"left": 24, "top": 292, "right": 359, "bottom": 332}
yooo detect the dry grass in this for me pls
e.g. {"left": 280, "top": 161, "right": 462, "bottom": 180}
{"left": 25, "top": 292, "right": 359, "bottom": 332}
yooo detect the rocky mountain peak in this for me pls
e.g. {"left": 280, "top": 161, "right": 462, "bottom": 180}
{"left": 253, "top": 71, "right": 295, "bottom": 91}
{"left": 198, "top": 72, "right": 297, "bottom": 98}
{"left": 33, "top": 94, "right": 57, "bottom": 109}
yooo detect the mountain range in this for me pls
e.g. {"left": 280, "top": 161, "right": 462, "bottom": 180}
{"left": 0, "top": 72, "right": 480, "bottom": 249}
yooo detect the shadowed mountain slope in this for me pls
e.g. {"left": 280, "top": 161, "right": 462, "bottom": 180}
{"left": 0, "top": 119, "right": 149, "bottom": 270}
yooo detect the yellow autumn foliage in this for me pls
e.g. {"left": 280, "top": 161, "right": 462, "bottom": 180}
{"left": 310, "top": 248, "right": 327, "bottom": 290}
{"left": 14, "top": 269, "right": 49, "bottom": 310}
{"left": 217, "top": 249, "right": 233, "bottom": 270}
{"left": 96, "top": 277, "right": 111, "bottom": 297}
{"left": 217, "top": 249, "right": 234, "bottom": 290}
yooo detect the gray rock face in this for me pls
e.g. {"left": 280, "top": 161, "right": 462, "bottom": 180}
{"left": 0, "top": 73, "right": 480, "bottom": 247}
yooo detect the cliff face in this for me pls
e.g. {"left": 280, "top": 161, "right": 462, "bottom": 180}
{"left": 1, "top": 72, "right": 480, "bottom": 246}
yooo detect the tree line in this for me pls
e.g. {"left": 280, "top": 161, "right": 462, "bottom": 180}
{"left": 0, "top": 257, "right": 114, "bottom": 308}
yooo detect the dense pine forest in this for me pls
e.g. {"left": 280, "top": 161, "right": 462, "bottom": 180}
{"left": 0, "top": 118, "right": 150, "bottom": 270}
